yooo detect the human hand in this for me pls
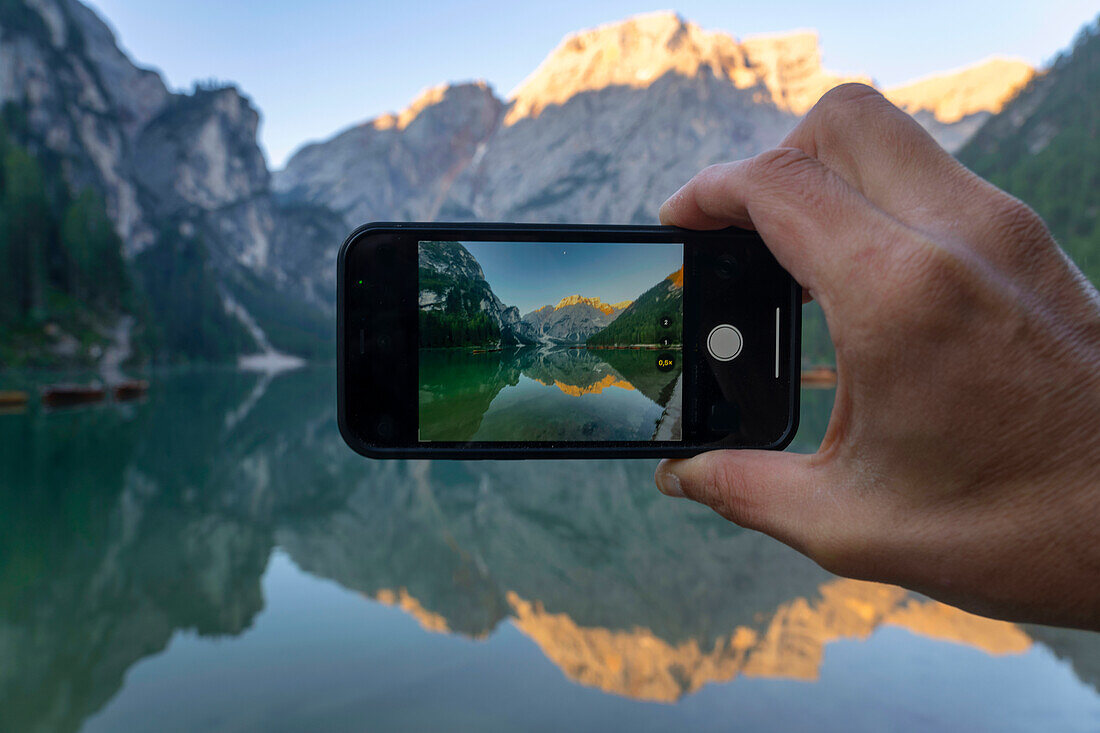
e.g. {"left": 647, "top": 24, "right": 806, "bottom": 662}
{"left": 655, "top": 84, "right": 1100, "bottom": 630}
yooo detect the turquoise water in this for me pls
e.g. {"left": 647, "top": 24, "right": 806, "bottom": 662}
{"left": 0, "top": 367, "right": 1097, "bottom": 732}
{"left": 418, "top": 346, "right": 682, "bottom": 441}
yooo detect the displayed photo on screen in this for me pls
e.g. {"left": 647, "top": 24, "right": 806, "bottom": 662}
{"left": 417, "top": 241, "right": 684, "bottom": 442}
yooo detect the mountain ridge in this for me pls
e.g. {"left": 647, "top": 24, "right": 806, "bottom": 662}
{"left": 958, "top": 17, "right": 1100, "bottom": 286}
{"left": 885, "top": 56, "right": 1035, "bottom": 123}
{"left": 501, "top": 12, "right": 868, "bottom": 126}
{"left": 279, "top": 13, "right": 1032, "bottom": 179}
{"left": 276, "top": 13, "right": 1037, "bottom": 258}
{"left": 546, "top": 294, "right": 631, "bottom": 314}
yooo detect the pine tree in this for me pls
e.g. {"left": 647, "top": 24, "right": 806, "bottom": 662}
{"left": 2, "top": 147, "right": 52, "bottom": 320}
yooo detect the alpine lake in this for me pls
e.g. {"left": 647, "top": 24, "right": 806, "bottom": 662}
{"left": 418, "top": 345, "right": 682, "bottom": 442}
{"left": 2, "top": 366, "right": 1098, "bottom": 732}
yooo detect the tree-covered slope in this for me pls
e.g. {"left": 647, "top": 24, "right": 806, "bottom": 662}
{"left": 958, "top": 18, "right": 1100, "bottom": 286}
{"left": 0, "top": 115, "right": 145, "bottom": 367}
{"left": 587, "top": 268, "right": 683, "bottom": 346}
{"left": 418, "top": 242, "right": 503, "bottom": 347}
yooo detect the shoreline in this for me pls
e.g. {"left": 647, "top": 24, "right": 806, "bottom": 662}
{"left": 653, "top": 373, "right": 684, "bottom": 441}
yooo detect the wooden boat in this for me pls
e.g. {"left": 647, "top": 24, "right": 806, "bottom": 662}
{"left": 0, "top": 390, "right": 28, "bottom": 407}
{"left": 112, "top": 380, "right": 149, "bottom": 401}
{"left": 41, "top": 384, "right": 106, "bottom": 408}
{"left": 801, "top": 367, "right": 838, "bottom": 388}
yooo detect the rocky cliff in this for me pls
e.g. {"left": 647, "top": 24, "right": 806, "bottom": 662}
{"left": 0, "top": 0, "right": 342, "bottom": 363}
{"left": 276, "top": 82, "right": 503, "bottom": 226}
{"left": 418, "top": 241, "right": 538, "bottom": 345}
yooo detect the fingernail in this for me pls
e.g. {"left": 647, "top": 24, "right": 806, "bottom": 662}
{"left": 655, "top": 461, "right": 684, "bottom": 498}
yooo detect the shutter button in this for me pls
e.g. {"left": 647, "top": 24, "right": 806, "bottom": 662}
{"left": 707, "top": 325, "right": 743, "bottom": 362}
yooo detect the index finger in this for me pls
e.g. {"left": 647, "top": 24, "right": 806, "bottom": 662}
{"left": 780, "top": 83, "right": 966, "bottom": 202}
{"left": 660, "top": 147, "right": 905, "bottom": 300}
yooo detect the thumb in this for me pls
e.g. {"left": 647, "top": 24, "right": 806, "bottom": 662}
{"left": 655, "top": 451, "right": 830, "bottom": 556}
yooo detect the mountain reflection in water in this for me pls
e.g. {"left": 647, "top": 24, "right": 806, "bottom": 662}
{"left": 418, "top": 346, "right": 682, "bottom": 441}
{"left": 0, "top": 368, "right": 1097, "bottom": 733}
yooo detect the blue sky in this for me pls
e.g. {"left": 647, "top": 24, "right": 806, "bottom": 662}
{"left": 86, "top": 1, "right": 1098, "bottom": 168}
{"left": 463, "top": 242, "right": 682, "bottom": 315}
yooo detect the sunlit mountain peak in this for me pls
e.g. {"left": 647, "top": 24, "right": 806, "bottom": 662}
{"left": 885, "top": 57, "right": 1035, "bottom": 124}
{"left": 504, "top": 11, "right": 868, "bottom": 125}
{"left": 553, "top": 294, "right": 627, "bottom": 314}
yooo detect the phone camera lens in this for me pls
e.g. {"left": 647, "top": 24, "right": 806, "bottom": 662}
{"left": 715, "top": 254, "right": 738, "bottom": 280}
{"left": 376, "top": 416, "right": 395, "bottom": 440}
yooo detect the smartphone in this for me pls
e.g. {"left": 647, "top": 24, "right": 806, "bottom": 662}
{"left": 338, "top": 223, "right": 800, "bottom": 459}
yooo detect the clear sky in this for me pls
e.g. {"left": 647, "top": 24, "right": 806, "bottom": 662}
{"left": 464, "top": 242, "right": 682, "bottom": 315}
{"left": 85, "top": 1, "right": 1098, "bottom": 169}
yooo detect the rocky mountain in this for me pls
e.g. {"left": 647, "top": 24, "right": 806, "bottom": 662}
{"left": 0, "top": 1, "right": 1068, "bottom": 366}
{"left": 275, "top": 12, "right": 1035, "bottom": 317}
{"left": 520, "top": 294, "right": 629, "bottom": 344}
{"left": 885, "top": 57, "right": 1035, "bottom": 154}
{"left": 418, "top": 241, "right": 537, "bottom": 346}
{"left": 277, "top": 13, "right": 865, "bottom": 230}
{"left": 588, "top": 266, "right": 683, "bottom": 346}
{"left": 0, "top": 0, "right": 343, "bottom": 364}
{"left": 275, "top": 82, "right": 504, "bottom": 226}
{"left": 277, "top": 13, "right": 1032, "bottom": 231}
{"left": 958, "top": 18, "right": 1099, "bottom": 286}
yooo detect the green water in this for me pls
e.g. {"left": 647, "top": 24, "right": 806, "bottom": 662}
{"left": 0, "top": 368, "right": 1097, "bottom": 733}
{"left": 419, "top": 346, "right": 683, "bottom": 441}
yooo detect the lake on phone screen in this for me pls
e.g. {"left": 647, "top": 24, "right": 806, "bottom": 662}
{"left": 418, "top": 346, "right": 683, "bottom": 442}
{"left": 1, "top": 366, "right": 1098, "bottom": 733}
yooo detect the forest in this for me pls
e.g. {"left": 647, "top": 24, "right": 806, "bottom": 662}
{"left": 0, "top": 111, "right": 135, "bottom": 366}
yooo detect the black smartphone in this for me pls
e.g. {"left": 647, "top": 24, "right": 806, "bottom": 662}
{"left": 338, "top": 223, "right": 800, "bottom": 459}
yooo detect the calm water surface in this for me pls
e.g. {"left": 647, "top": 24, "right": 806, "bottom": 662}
{"left": 419, "top": 346, "right": 682, "bottom": 441}
{"left": 1, "top": 367, "right": 1097, "bottom": 732}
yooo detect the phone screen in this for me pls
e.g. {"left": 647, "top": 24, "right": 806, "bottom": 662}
{"left": 417, "top": 240, "right": 684, "bottom": 442}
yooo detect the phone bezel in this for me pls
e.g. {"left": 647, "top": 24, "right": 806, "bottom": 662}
{"left": 338, "top": 222, "right": 801, "bottom": 459}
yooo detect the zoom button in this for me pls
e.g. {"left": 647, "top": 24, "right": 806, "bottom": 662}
{"left": 706, "top": 324, "right": 743, "bottom": 362}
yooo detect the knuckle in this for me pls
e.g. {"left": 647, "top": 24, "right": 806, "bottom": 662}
{"left": 891, "top": 239, "right": 975, "bottom": 306}
{"left": 854, "top": 236, "right": 985, "bottom": 340}
{"left": 749, "top": 147, "right": 817, "bottom": 185}
{"left": 694, "top": 162, "right": 731, "bottom": 189}
{"left": 987, "top": 195, "right": 1052, "bottom": 250}
{"left": 811, "top": 83, "right": 888, "bottom": 122}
